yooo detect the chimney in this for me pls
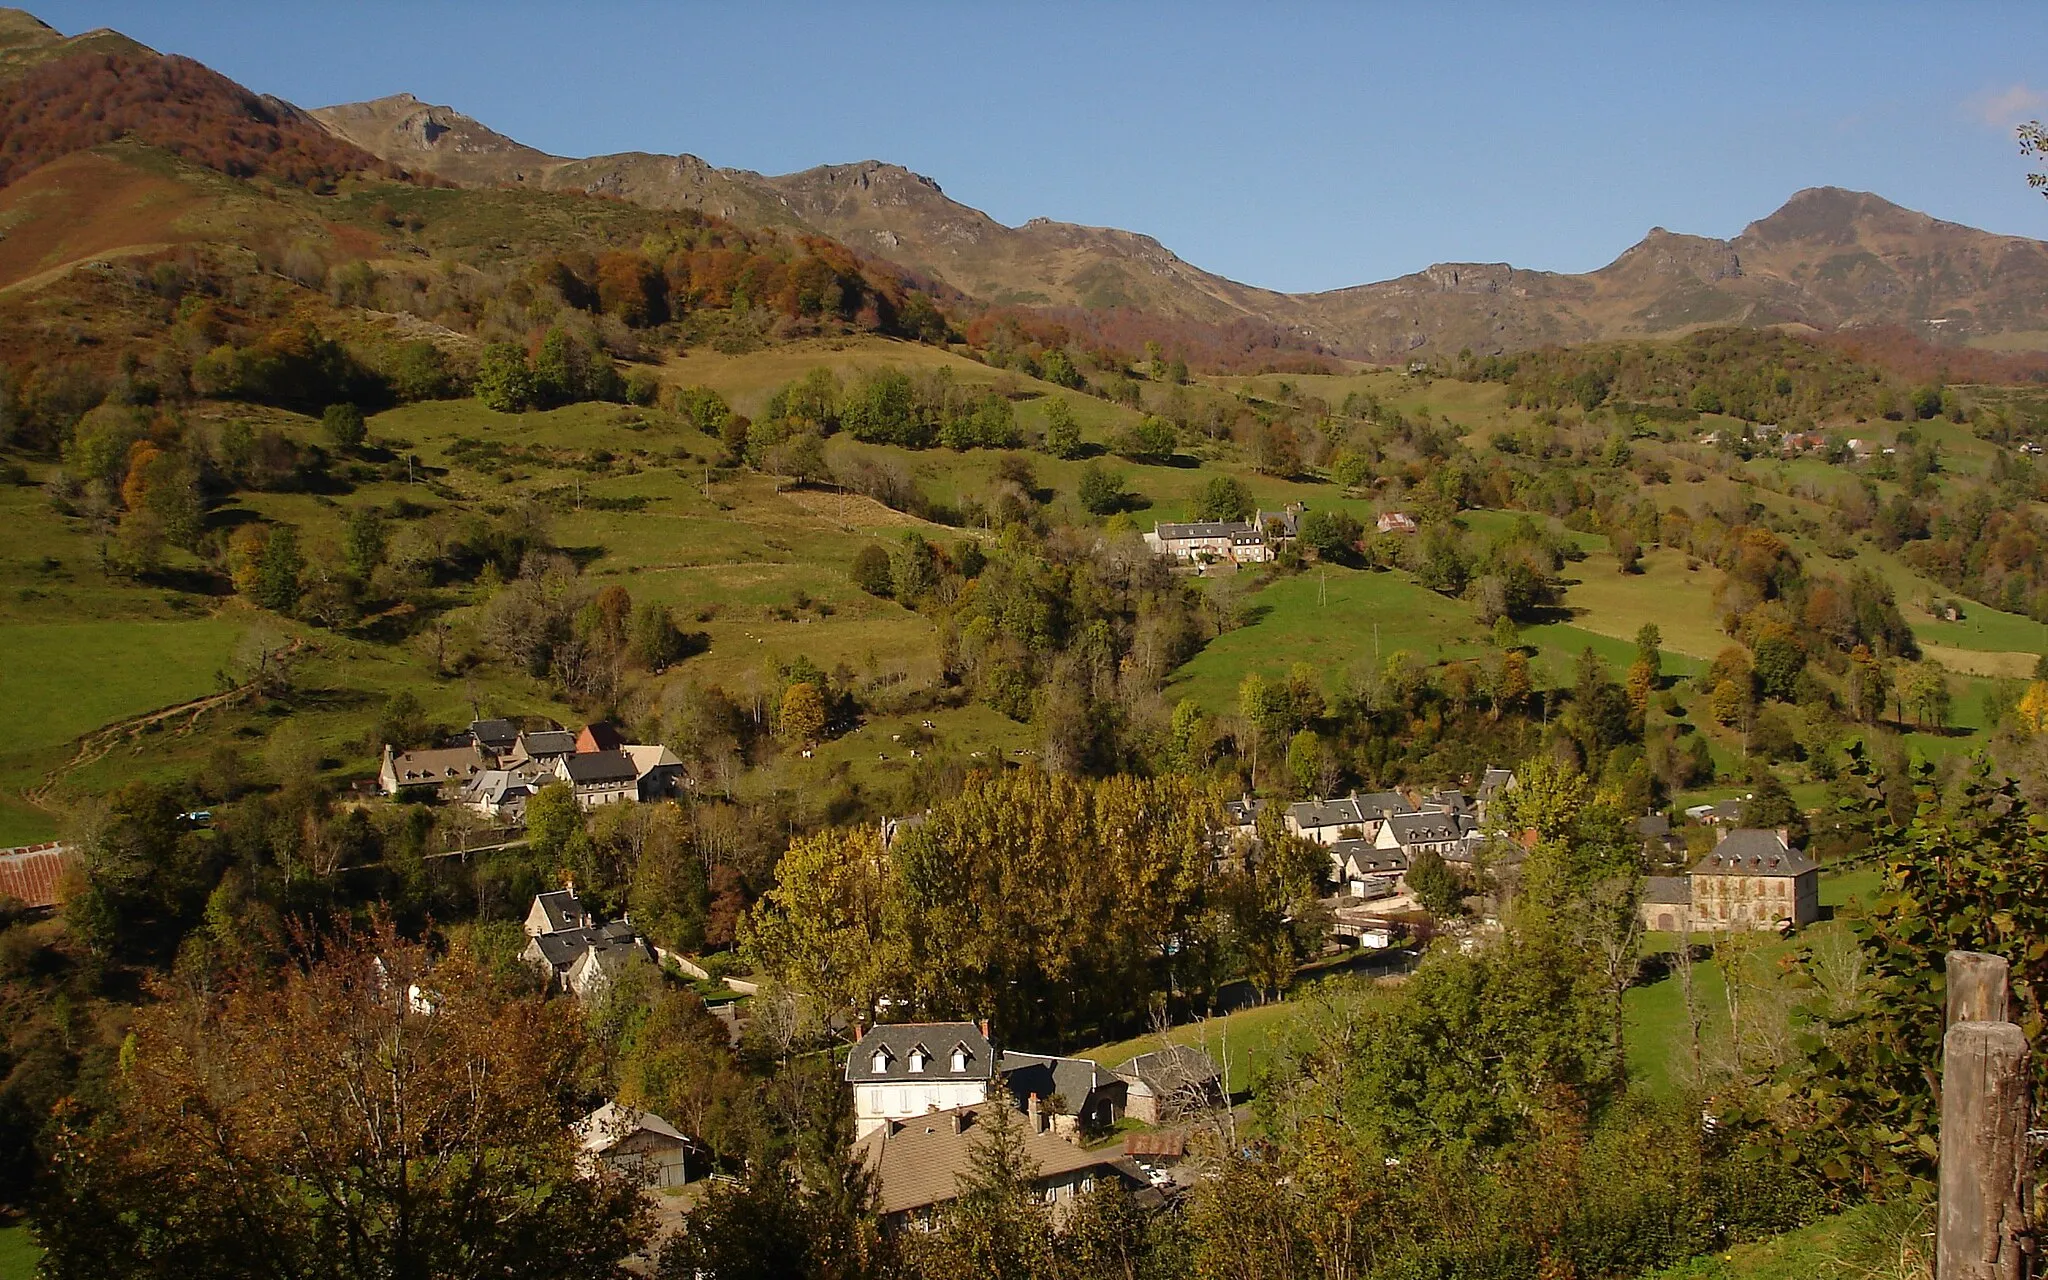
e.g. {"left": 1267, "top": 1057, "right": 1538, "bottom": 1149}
{"left": 1716, "top": 826, "right": 1729, "bottom": 845}
{"left": 977, "top": 1017, "right": 991, "bottom": 1042}
{"left": 950, "top": 1110, "right": 964, "bottom": 1135}
{"left": 1028, "top": 1092, "right": 1043, "bottom": 1133}
{"left": 1775, "top": 827, "right": 1791, "bottom": 848}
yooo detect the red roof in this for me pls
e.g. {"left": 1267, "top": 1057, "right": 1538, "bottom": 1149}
{"left": 0, "top": 844, "right": 74, "bottom": 910}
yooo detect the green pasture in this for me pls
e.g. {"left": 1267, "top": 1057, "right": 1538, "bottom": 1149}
{"left": 0, "top": 1224, "right": 40, "bottom": 1280}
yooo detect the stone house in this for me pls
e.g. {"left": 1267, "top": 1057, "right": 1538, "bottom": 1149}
{"left": 378, "top": 743, "right": 486, "bottom": 797}
{"left": 1112, "top": 1045, "right": 1222, "bottom": 1125}
{"left": 1689, "top": 829, "right": 1820, "bottom": 930}
{"left": 999, "top": 1051, "right": 1126, "bottom": 1135}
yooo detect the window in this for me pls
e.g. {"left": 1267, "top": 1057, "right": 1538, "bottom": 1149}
{"left": 950, "top": 1047, "right": 969, "bottom": 1073}
{"left": 871, "top": 1050, "right": 890, "bottom": 1074}
{"left": 908, "top": 1047, "right": 928, "bottom": 1073}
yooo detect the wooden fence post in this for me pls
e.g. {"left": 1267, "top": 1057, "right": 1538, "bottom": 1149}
{"left": 1948, "top": 951, "right": 2013, "bottom": 1028}
{"left": 1938, "top": 1020, "right": 2029, "bottom": 1280}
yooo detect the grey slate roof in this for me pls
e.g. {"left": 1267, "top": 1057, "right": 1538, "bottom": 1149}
{"left": 847, "top": 1021, "right": 995, "bottom": 1084}
{"left": 1354, "top": 791, "right": 1413, "bottom": 821}
{"left": 562, "top": 750, "right": 638, "bottom": 784}
{"left": 1637, "top": 813, "right": 1672, "bottom": 839}
{"left": 1113, "top": 1045, "right": 1220, "bottom": 1094}
{"left": 1384, "top": 811, "right": 1465, "bottom": 845}
{"left": 1155, "top": 519, "right": 1258, "bottom": 542}
{"left": 518, "top": 730, "right": 578, "bottom": 758}
{"left": 1224, "top": 796, "right": 1263, "bottom": 827}
{"left": 1000, "top": 1051, "right": 1110, "bottom": 1110}
{"left": 531, "top": 919, "right": 643, "bottom": 970}
{"left": 1329, "top": 838, "right": 1406, "bottom": 874}
{"left": 532, "top": 888, "right": 588, "bottom": 934}
{"left": 469, "top": 719, "right": 519, "bottom": 751}
{"left": 1288, "top": 796, "right": 1365, "bottom": 830}
{"left": 1691, "top": 829, "right": 1817, "bottom": 877}
{"left": 1644, "top": 876, "right": 1693, "bottom": 905}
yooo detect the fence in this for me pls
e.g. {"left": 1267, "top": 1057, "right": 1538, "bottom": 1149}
{"left": 1939, "top": 950, "right": 2032, "bottom": 1280}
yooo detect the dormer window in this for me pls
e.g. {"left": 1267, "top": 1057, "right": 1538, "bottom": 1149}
{"left": 871, "top": 1049, "right": 891, "bottom": 1074}
{"left": 950, "top": 1045, "right": 970, "bottom": 1073}
{"left": 907, "top": 1045, "right": 931, "bottom": 1073}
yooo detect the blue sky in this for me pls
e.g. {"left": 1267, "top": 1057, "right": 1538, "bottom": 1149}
{"left": 29, "top": 1, "right": 2048, "bottom": 293}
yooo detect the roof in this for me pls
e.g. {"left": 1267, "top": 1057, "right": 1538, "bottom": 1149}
{"left": 1256, "top": 508, "right": 1300, "bottom": 537}
{"left": 580, "top": 721, "right": 627, "bottom": 751}
{"left": 562, "top": 750, "right": 638, "bottom": 784}
{"left": 1000, "top": 1051, "right": 1111, "bottom": 1110}
{"left": 1287, "top": 796, "right": 1364, "bottom": 829}
{"left": 847, "top": 1021, "right": 995, "bottom": 1084}
{"left": 622, "top": 743, "right": 683, "bottom": 776}
{"left": 1384, "top": 811, "right": 1464, "bottom": 845}
{"left": 1123, "top": 1131, "right": 1187, "bottom": 1158}
{"left": 1692, "top": 829, "right": 1817, "bottom": 877}
{"left": 1637, "top": 813, "right": 1672, "bottom": 839}
{"left": 1478, "top": 768, "right": 1516, "bottom": 799}
{"left": 463, "top": 769, "right": 534, "bottom": 806}
{"left": 1112, "top": 1045, "right": 1219, "bottom": 1095}
{"left": 0, "top": 843, "right": 73, "bottom": 910}
{"left": 1353, "top": 791, "right": 1413, "bottom": 820}
{"left": 532, "top": 888, "right": 586, "bottom": 934}
{"left": 1329, "top": 838, "right": 1406, "bottom": 873}
{"left": 529, "top": 920, "right": 644, "bottom": 969}
{"left": 1644, "top": 876, "right": 1693, "bottom": 906}
{"left": 386, "top": 744, "right": 486, "bottom": 785}
{"left": 1154, "top": 520, "right": 1257, "bottom": 542}
{"left": 853, "top": 1104, "right": 1131, "bottom": 1217}
{"left": 574, "top": 1102, "right": 688, "bottom": 1154}
{"left": 518, "top": 730, "right": 578, "bottom": 757}
{"left": 469, "top": 718, "right": 519, "bottom": 749}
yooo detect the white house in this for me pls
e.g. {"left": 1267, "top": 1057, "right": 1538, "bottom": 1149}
{"left": 847, "top": 1021, "right": 997, "bottom": 1139}
{"left": 554, "top": 750, "right": 639, "bottom": 809}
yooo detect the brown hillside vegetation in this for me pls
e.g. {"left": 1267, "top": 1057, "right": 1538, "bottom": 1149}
{"left": 0, "top": 148, "right": 210, "bottom": 289}
{"left": 0, "top": 50, "right": 418, "bottom": 191}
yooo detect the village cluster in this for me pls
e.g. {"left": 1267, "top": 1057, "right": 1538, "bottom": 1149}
{"left": 495, "top": 754, "right": 1822, "bottom": 1225}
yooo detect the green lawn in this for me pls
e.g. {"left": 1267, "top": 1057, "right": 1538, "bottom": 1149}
{"left": 0, "top": 1224, "right": 40, "bottom": 1280}
{"left": 1624, "top": 867, "right": 1884, "bottom": 1099}
{"left": 1166, "top": 566, "right": 1485, "bottom": 714}
{"left": 1077, "top": 998, "right": 1311, "bottom": 1097}
{"left": 0, "top": 617, "right": 249, "bottom": 754}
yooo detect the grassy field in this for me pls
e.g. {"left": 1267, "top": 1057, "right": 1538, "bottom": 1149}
{"left": 1637, "top": 1197, "right": 1930, "bottom": 1280}
{"left": 1077, "top": 997, "right": 1319, "bottom": 1097}
{"left": 1166, "top": 565, "right": 1487, "bottom": 715}
{"left": 0, "top": 1224, "right": 38, "bottom": 1280}
{"left": 1624, "top": 867, "right": 1883, "bottom": 1099}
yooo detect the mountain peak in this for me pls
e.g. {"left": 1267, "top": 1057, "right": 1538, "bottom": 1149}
{"left": 1741, "top": 186, "right": 1919, "bottom": 246}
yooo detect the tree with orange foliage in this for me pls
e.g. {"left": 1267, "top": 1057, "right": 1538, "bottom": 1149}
{"left": 38, "top": 921, "right": 652, "bottom": 1279}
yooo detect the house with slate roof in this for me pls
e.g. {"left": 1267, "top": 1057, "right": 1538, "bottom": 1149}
{"left": 1641, "top": 876, "right": 1693, "bottom": 932}
{"left": 378, "top": 743, "right": 487, "bottom": 797}
{"left": 553, "top": 749, "right": 639, "bottom": 810}
{"left": 1374, "top": 809, "right": 1469, "bottom": 862}
{"left": 1689, "top": 829, "right": 1819, "bottom": 930}
{"left": 510, "top": 729, "right": 579, "bottom": 768}
{"left": 466, "top": 718, "right": 520, "bottom": 758}
{"left": 847, "top": 1020, "right": 997, "bottom": 1139}
{"left": 1143, "top": 519, "right": 1273, "bottom": 564}
{"left": 999, "top": 1051, "right": 1126, "bottom": 1135}
{"left": 520, "top": 886, "right": 652, "bottom": 996}
{"left": 1113, "top": 1045, "right": 1223, "bottom": 1125}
